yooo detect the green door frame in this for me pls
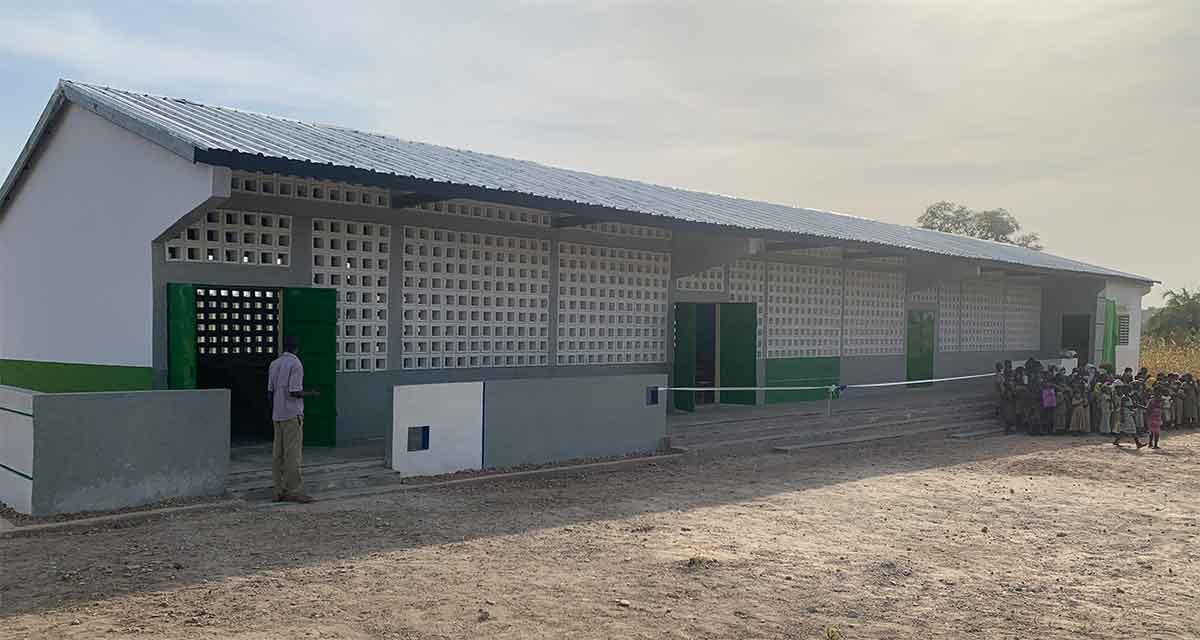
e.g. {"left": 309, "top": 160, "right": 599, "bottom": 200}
{"left": 673, "top": 303, "right": 697, "bottom": 412}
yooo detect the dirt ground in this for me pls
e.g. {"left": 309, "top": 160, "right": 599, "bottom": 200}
{"left": 3, "top": 430, "right": 1199, "bottom": 639}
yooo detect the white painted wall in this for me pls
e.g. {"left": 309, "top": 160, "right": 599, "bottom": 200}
{"left": 0, "top": 104, "right": 218, "bottom": 367}
{"left": 391, "top": 382, "right": 483, "bottom": 477}
{"left": 1104, "top": 279, "right": 1153, "bottom": 374}
{"left": 0, "top": 385, "right": 35, "bottom": 514}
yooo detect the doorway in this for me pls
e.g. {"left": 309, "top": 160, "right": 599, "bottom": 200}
{"left": 673, "top": 302, "right": 757, "bottom": 411}
{"left": 1062, "top": 314, "right": 1091, "bottom": 360}
{"left": 906, "top": 310, "right": 935, "bottom": 387}
{"left": 168, "top": 284, "right": 339, "bottom": 446}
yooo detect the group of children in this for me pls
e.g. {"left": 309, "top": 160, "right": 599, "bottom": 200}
{"left": 995, "top": 360, "right": 1199, "bottom": 450}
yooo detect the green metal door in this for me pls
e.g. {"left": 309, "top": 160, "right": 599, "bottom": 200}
{"left": 167, "top": 283, "right": 198, "bottom": 389}
{"left": 906, "top": 310, "right": 935, "bottom": 386}
{"left": 673, "top": 303, "right": 697, "bottom": 412}
{"left": 718, "top": 303, "right": 757, "bottom": 405}
{"left": 282, "top": 287, "right": 339, "bottom": 447}
{"left": 1103, "top": 300, "right": 1118, "bottom": 367}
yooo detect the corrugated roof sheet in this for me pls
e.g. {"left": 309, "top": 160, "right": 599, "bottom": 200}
{"left": 19, "top": 80, "right": 1156, "bottom": 282}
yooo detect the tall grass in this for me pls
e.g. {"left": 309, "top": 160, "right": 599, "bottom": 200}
{"left": 1140, "top": 336, "right": 1200, "bottom": 374}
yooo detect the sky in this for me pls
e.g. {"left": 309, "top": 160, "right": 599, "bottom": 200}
{"left": 0, "top": 0, "right": 1195, "bottom": 305}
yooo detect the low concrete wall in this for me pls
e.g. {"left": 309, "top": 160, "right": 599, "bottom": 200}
{"left": 339, "top": 365, "right": 667, "bottom": 443}
{"left": 390, "top": 382, "right": 483, "bottom": 477}
{"left": 482, "top": 374, "right": 667, "bottom": 468}
{"left": 29, "top": 389, "right": 229, "bottom": 516}
{"left": 0, "top": 385, "right": 36, "bottom": 514}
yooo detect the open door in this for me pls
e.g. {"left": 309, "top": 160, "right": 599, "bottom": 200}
{"left": 167, "top": 283, "right": 198, "bottom": 390}
{"left": 906, "top": 310, "right": 935, "bottom": 387}
{"left": 718, "top": 303, "right": 757, "bottom": 405}
{"left": 282, "top": 287, "right": 339, "bottom": 447}
{"left": 673, "top": 303, "right": 697, "bottom": 412}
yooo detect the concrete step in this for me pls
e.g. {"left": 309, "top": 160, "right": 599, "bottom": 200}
{"left": 671, "top": 416, "right": 941, "bottom": 450}
{"left": 669, "top": 407, "right": 996, "bottom": 450}
{"left": 227, "top": 457, "right": 385, "bottom": 484}
{"left": 669, "top": 394, "right": 993, "bottom": 429}
{"left": 228, "top": 460, "right": 394, "bottom": 499}
{"left": 675, "top": 406, "right": 993, "bottom": 438}
{"left": 771, "top": 421, "right": 954, "bottom": 453}
{"left": 669, "top": 400, "right": 995, "bottom": 438}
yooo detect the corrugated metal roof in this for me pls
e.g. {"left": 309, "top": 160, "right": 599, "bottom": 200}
{"left": 4, "top": 80, "right": 1154, "bottom": 283}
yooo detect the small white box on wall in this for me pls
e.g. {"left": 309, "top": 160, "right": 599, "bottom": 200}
{"left": 391, "top": 382, "right": 483, "bottom": 477}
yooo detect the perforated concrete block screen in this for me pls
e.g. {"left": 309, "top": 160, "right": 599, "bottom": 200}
{"left": 557, "top": 242, "right": 670, "bottom": 365}
{"left": 311, "top": 218, "right": 392, "bottom": 372}
{"left": 767, "top": 262, "right": 843, "bottom": 358}
{"left": 842, "top": 269, "right": 905, "bottom": 356}
{"left": 165, "top": 210, "right": 292, "bottom": 266}
{"left": 400, "top": 226, "right": 551, "bottom": 370}
{"left": 1004, "top": 284, "right": 1042, "bottom": 351}
{"left": 675, "top": 266, "right": 725, "bottom": 292}
{"left": 729, "top": 260, "right": 766, "bottom": 358}
{"left": 962, "top": 280, "right": 1006, "bottom": 352}
{"left": 939, "top": 283, "right": 962, "bottom": 352}
{"left": 391, "top": 382, "right": 483, "bottom": 477}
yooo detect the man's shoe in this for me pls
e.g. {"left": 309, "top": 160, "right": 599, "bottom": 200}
{"left": 285, "top": 494, "right": 316, "bottom": 504}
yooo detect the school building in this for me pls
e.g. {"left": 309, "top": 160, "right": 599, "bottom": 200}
{"left": 0, "top": 80, "right": 1153, "bottom": 515}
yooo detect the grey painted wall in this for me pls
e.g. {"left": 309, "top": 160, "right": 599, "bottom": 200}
{"left": 935, "top": 350, "right": 1040, "bottom": 377}
{"left": 1040, "top": 276, "right": 1104, "bottom": 358}
{"left": 482, "top": 374, "right": 667, "bottom": 468}
{"left": 342, "top": 364, "right": 664, "bottom": 443}
{"left": 30, "top": 389, "right": 229, "bottom": 516}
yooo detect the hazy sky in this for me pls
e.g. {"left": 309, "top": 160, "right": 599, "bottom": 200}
{"left": 1, "top": 1, "right": 1194, "bottom": 304}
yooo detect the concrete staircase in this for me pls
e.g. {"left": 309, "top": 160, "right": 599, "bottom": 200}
{"left": 667, "top": 395, "right": 1002, "bottom": 452}
{"left": 226, "top": 458, "right": 395, "bottom": 502}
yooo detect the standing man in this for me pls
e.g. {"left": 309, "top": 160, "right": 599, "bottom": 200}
{"left": 268, "top": 336, "right": 320, "bottom": 503}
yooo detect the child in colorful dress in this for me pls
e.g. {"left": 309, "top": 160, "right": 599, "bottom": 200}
{"left": 1040, "top": 380, "right": 1058, "bottom": 436}
{"left": 1147, "top": 388, "right": 1164, "bottom": 449}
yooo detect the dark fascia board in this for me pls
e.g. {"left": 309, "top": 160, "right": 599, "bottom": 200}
{"left": 195, "top": 148, "right": 1158, "bottom": 285}
{"left": 194, "top": 148, "right": 768, "bottom": 237}
{"left": 0, "top": 80, "right": 199, "bottom": 219}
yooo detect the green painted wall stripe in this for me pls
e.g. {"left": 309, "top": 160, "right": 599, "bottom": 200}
{"left": 765, "top": 356, "right": 840, "bottom": 404}
{"left": 0, "top": 359, "right": 153, "bottom": 393}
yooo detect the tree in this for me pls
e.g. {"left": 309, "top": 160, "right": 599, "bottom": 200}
{"left": 1144, "top": 288, "right": 1200, "bottom": 340}
{"left": 918, "top": 201, "right": 1043, "bottom": 250}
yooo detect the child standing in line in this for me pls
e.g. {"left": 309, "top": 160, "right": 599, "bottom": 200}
{"left": 1069, "top": 381, "right": 1091, "bottom": 435}
{"left": 1054, "top": 380, "right": 1070, "bottom": 434}
{"left": 1113, "top": 383, "right": 1145, "bottom": 449}
{"left": 1040, "top": 381, "right": 1058, "bottom": 436}
{"left": 1096, "top": 376, "right": 1113, "bottom": 434}
{"left": 1147, "top": 388, "right": 1164, "bottom": 449}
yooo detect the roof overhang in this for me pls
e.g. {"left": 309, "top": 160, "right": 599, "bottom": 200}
{"left": 0, "top": 79, "right": 1158, "bottom": 289}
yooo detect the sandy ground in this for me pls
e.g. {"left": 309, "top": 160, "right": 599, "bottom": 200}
{"left": 2, "top": 430, "right": 1199, "bottom": 639}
